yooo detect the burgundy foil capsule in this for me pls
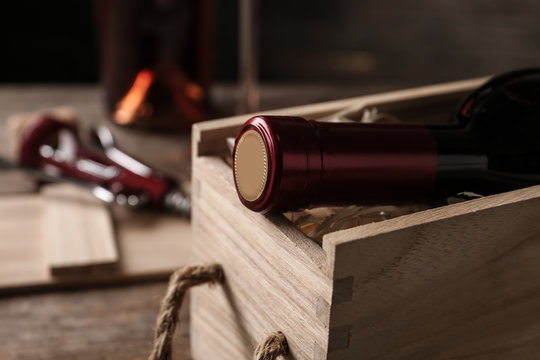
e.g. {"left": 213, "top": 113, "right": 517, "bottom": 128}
{"left": 232, "top": 115, "right": 438, "bottom": 213}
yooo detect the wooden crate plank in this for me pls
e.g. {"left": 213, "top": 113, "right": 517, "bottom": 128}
{"left": 191, "top": 156, "right": 332, "bottom": 360}
{"left": 323, "top": 186, "right": 540, "bottom": 359}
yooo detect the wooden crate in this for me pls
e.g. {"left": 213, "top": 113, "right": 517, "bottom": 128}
{"left": 190, "top": 78, "right": 540, "bottom": 359}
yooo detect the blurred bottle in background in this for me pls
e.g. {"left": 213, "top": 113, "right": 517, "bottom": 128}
{"left": 97, "top": 0, "right": 213, "bottom": 132}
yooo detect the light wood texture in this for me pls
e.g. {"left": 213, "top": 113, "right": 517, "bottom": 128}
{"left": 322, "top": 186, "right": 540, "bottom": 359}
{"left": 191, "top": 156, "right": 331, "bottom": 360}
{"left": 41, "top": 183, "right": 118, "bottom": 275}
{"left": 0, "top": 191, "right": 191, "bottom": 292}
{"left": 191, "top": 79, "right": 540, "bottom": 359}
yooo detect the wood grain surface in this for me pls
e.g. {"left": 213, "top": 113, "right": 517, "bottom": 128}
{"left": 0, "top": 191, "right": 192, "bottom": 292}
{"left": 323, "top": 185, "right": 540, "bottom": 359}
{"left": 192, "top": 156, "right": 331, "bottom": 360}
{"left": 0, "top": 282, "right": 191, "bottom": 360}
{"left": 42, "top": 183, "right": 118, "bottom": 275}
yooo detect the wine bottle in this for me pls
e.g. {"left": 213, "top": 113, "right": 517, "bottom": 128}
{"left": 232, "top": 68, "right": 540, "bottom": 213}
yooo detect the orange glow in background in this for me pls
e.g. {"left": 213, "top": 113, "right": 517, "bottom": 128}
{"left": 114, "top": 70, "right": 153, "bottom": 125}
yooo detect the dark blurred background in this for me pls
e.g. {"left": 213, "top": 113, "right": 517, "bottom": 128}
{"left": 1, "top": 0, "right": 539, "bottom": 87}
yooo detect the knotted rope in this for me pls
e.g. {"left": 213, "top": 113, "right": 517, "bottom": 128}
{"left": 149, "top": 264, "right": 224, "bottom": 360}
{"left": 149, "top": 264, "right": 289, "bottom": 360}
{"left": 253, "top": 331, "right": 289, "bottom": 360}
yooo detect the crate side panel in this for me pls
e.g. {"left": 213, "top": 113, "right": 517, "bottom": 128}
{"left": 190, "top": 158, "right": 332, "bottom": 360}
{"left": 325, "top": 195, "right": 540, "bottom": 359}
{"left": 193, "top": 156, "right": 328, "bottom": 268}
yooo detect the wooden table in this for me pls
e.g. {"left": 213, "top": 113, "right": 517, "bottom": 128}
{"left": 0, "top": 83, "right": 394, "bottom": 359}
{"left": 0, "top": 282, "right": 191, "bottom": 359}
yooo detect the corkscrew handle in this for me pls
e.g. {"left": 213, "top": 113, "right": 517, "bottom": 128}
{"left": 16, "top": 115, "right": 190, "bottom": 216}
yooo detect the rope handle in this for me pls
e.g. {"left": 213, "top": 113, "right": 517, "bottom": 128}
{"left": 148, "top": 264, "right": 289, "bottom": 360}
{"left": 253, "top": 331, "right": 289, "bottom": 360}
{"left": 149, "top": 264, "right": 224, "bottom": 360}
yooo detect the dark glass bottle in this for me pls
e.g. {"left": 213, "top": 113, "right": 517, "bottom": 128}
{"left": 232, "top": 69, "right": 540, "bottom": 213}
{"left": 97, "top": 0, "right": 213, "bottom": 132}
{"left": 433, "top": 68, "right": 540, "bottom": 195}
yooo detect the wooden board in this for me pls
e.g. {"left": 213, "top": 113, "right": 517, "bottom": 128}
{"left": 41, "top": 183, "right": 118, "bottom": 275}
{"left": 0, "top": 192, "right": 191, "bottom": 293}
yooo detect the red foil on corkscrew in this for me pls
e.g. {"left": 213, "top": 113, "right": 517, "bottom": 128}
{"left": 233, "top": 116, "right": 438, "bottom": 213}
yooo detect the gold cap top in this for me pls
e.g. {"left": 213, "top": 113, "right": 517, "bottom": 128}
{"left": 234, "top": 130, "right": 269, "bottom": 201}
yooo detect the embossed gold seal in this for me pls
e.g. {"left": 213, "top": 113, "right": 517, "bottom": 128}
{"left": 234, "top": 130, "right": 268, "bottom": 201}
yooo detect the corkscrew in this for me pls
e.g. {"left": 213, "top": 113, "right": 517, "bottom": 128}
{"left": 15, "top": 114, "right": 191, "bottom": 217}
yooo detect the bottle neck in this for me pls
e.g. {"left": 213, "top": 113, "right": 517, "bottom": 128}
{"left": 427, "top": 122, "right": 540, "bottom": 195}
{"left": 428, "top": 123, "right": 489, "bottom": 174}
